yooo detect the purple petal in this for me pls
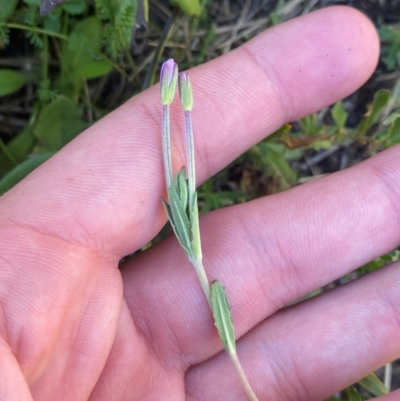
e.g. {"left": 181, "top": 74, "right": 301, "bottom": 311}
{"left": 161, "top": 59, "right": 176, "bottom": 86}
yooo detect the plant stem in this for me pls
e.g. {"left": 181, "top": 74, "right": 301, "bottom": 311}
{"left": 230, "top": 351, "right": 259, "bottom": 401}
{"left": 184, "top": 110, "right": 196, "bottom": 214}
{"left": 0, "top": 22, "right": 69, "bottom": 40}
{"left": 190, "top": 257, "right": 211, "bottom": 307}
{"left": 162, "top": 105, "right": 173, "bottom": 189}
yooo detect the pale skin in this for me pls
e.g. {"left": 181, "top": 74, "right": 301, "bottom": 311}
{"left": 0, "top": 5, "right": 399, "bottom": 401}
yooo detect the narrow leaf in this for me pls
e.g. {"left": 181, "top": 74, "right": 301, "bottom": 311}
{"left": 0, "top": 153, "right": 53, "bottom": 195}
{"left": 211, "top": 280, "right": 236, "bottom": 355}
{"left": 168, "top": 187, "right": 193, "bottom": 256}
{"left": 176, "top": 167, "right": 188, "bottom": 210}
{"left": 357, "top": 89, "right": 390, "bottom": 135}
{"left": 358, "top": 372, "right": 388, "bottom": 396}
{"left": 191, "top": 193, "right": 202, "bottom": 259}
{"left": 345, "top": 386, "right": 362, "bottom": 401}
{"left": 332, "top": 101, "right": 348, "bottom": 129}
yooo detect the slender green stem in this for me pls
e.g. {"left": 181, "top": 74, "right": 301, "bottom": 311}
{"left": 230, "top": 352, "right": 259, "bottom": 401}
{"left": 0, "top": 22, "right": 69, "bottom": 40}
{"left": 162, "top": 105, "right": 173, "bottom": 189}
{"left": 191, "top": 257, "right": 211, "bottom": 307}
{"left": 184, "top": 110, "right": 196, "bottom": 213}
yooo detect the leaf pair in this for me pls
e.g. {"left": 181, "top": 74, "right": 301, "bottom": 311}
{"left": 162, "top": 167, "right": 201, "bottom": 260}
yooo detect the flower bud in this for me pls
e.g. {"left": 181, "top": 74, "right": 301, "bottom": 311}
{"left": 160, "top": 59, "right": 178, "bottom": 106}
{"left": 178, "top": 72, "right": 193, "bottom": 111}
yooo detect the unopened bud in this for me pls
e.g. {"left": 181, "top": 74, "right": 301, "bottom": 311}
{"left": 160, "top": 59, "right": 178, "bottom": 106}
{"left": 178, "top": 72, "right": 193, "bottom": 111}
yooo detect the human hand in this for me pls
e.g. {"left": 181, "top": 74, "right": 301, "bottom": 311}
{"left": 1, "top": 6, "right": 397, "bottom": 401}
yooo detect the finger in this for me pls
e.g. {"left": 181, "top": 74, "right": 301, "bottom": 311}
{"left": 379, "top": 390, "right": 400, "bottom": 401}
{"left": 122, "top": 144, "right": 400, "bottom": 367}
{"left": 0, "top": 338, "right": 34, "bottom": 400}
{"left": 0, "top": 6, "right": 379, "bottom": 259}
{"left": 185, "top": 261, "right": 400, "bottom": 401}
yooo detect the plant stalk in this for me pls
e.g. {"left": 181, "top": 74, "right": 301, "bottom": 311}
{"left": 190, "top": 257, "right": 211, "bottom": 307}
{"left": 0, "top": 22, "right": 69, "bottom": 40}
{"left": 162, "top": 105, "right": 173, "bottom": 189}
{"left": 184, "top": 110, "right": 196, "bottom": 215}
{"left": 230, "top": 351, "right": 259, "bottom": 401}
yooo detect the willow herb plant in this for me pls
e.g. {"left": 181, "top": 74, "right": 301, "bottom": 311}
{"left": 160, "top": 59, "right": 259, "bottom": 401}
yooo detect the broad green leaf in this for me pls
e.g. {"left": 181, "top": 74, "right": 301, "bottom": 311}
{"left": 332, "top": 101, "right": 348, "bottom": 129}
{"left": 0, "top": 153, "right": 53, "bottom": 195}
{"left": 345, "top": 386, "right": 362, "bottom": 401}
{"left": 168, "top": 187, "right": 192, "bottom": 257}
{"left": 357, "top": 89, "right": 390, "bottom": 135}
{"left": 34, "top": 96, "right": 86, "bottom": 152}
{"left": 358, "top": 372, "right": 388, "bottom": 396}
{"left": 190, "top": 193, "right": 202, "bottom": 259}
{"left": 0, "top": 70, "right": 28, "bottom": 97}
{"left": 171, "top": 0, "right": 201, "bottom": 16}
{"left": 73, "top": 61, "right": 113, "bottom": 80}
{"left": 0, "top": 0, "right": 19, "bottom": 22}
{"left": 211, "top": 280, "right": 236, "bottom": 355}
{"left": 63, "top": 17, "right": 102, "bottom": 81}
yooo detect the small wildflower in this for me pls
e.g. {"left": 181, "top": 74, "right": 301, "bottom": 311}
{"left": 178, "top": 72, "right": 193, "bottom": 111}
{"left": 160, "top": 59, "right": 178, "bottom": 106}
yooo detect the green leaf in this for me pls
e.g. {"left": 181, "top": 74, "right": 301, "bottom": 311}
{"left": 0, "top": 0, "right": 19, "bottom": 22}
{"left": 62, "top": 0, "right": 87, "bottom": 15}
{"left": 0, "top": 125, "right": 36, "bottom": 176}
{"left": 357, "top": 89, "right": 390, "bottom": 135}
{"left": 387, "top": 115, "right": 400, "bottom": 145}
{"left": 332, "top": 101, "right": 348, "bottom": 129}
{"left": 211, "top": 280, "right": 236, "bottom": 355}
{"left": 176, "top": 167, "right": 188, "bottom": 210}
{"left": 190, "top": 193, "right": 202, "bottom": 259}
{"left": 0, "top": 69, "right": 28, "bottom": 97}
{"left": 262, "top": 143, "right": 297, "bottom": 190}
{"left": 73, "top": 61, "right": 113, "bottom": 80}
{"left": 345, "top": 386, "right": 362, "bottom": 401}
{"left": 63, "top": 16, "right": 102, "bottom": 80}
{"left": 167, "top": 186, "right": 193, "bottom": 257}
{"left": 0, "top": 153, "right": 53, "bottom": 195}
{"left": 358, "top": 372, "right": 388, "bottom": 396}
{"left": 383, "top": 112, "right": 400, "bottom": 125}
{"left": 34, "top": 96, "right": 86, "bottom": 152}
{"left": 171, "top": 0, "right": 201, "bottom": 16}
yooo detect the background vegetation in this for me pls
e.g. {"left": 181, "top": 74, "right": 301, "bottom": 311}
{"left": 0, "top": 0, "right": 399, "bottom": 399}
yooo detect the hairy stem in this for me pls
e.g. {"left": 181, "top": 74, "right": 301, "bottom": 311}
{"left": 184, "top": 110, "right": 196, "bottom": 214}
{"left": 0, "top": 22, "right": 69, "bottom": 40}
{"left": 162, "top": 105, "right": 173, "bottom": 189}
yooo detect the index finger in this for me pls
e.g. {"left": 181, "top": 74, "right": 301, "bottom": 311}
{"left": 0, "top": 6, "right": 379, "bottom": 259}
